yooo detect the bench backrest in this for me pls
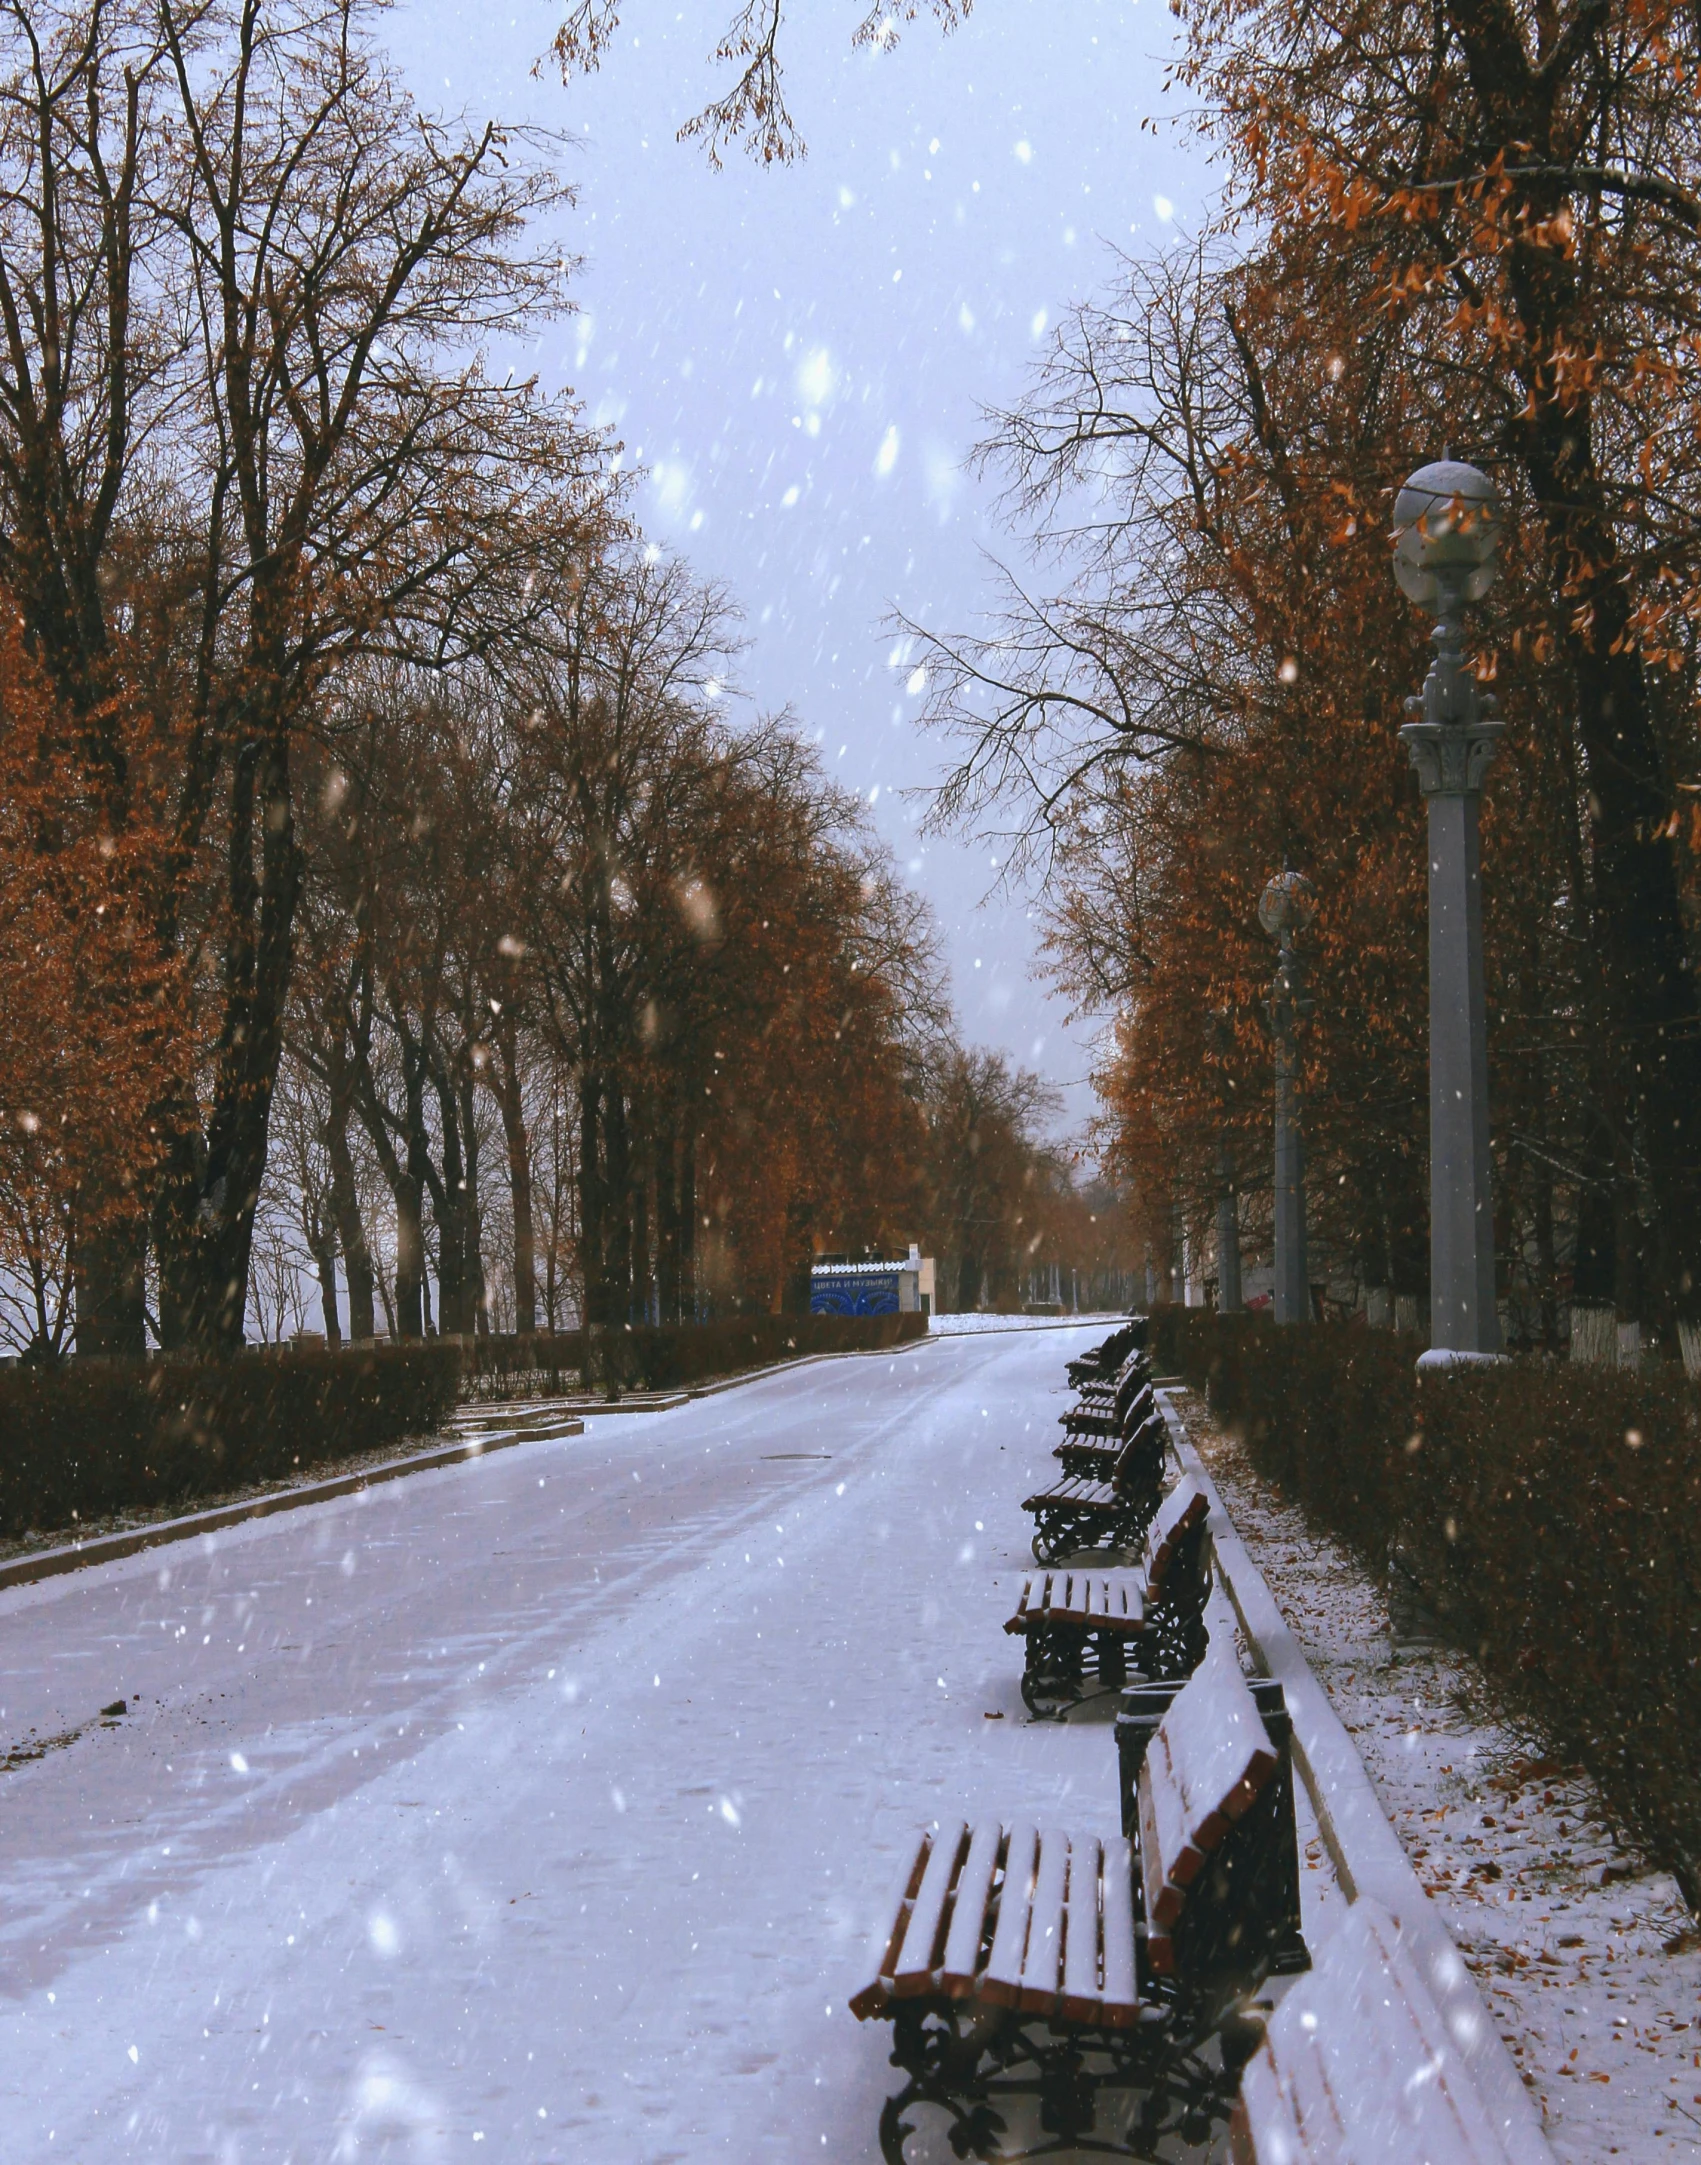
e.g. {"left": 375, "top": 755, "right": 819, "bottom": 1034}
{"left": 1092, "top": 1317, "right": 1148, "bottom": 1371}
{"left": 1140, "top": 1477, "right": 1207, "bottom": 1584}
{"left": 1232, "top": 1899, "right": 1516, "bottom": 2164}
{"left": 1135, "top": 1635, "right": 1281, "bottom": 1989}
{"left": 1110, "top": 1415, "right": 1168, "bottom": 1496}
{"left": 1117, "top": 1674, "right": 1306, "bottom": 1977}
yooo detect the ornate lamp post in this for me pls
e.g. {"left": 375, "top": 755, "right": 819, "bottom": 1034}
{"left": 1210, "top": 1009, "right": 1242, "bottom": 1313}
{"left": 1259, "top": 871, "right": 1316, "bottom": 1325}
{"left": 1392, "top": 459, "right": 1504, "bottom": 1364}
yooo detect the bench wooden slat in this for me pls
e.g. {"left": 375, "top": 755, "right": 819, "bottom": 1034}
{"left": 848, "top": 1827, "right": 933, "bottom": 2018}
{"left": 893, "top": 1818, "right": 968, "bottom": 1995}
{"left": 939, "top": 1821, "right": 1003, "bottom": 1997}
{"left": 1004, "top": 1572, "right": 1147, "bottom": 1637}
{"left": 1018, "top": 1828, "right": 1070, "bottom": 2015}
{"left": 1099, "top": 1838, "right": 1138, "bottom": 2026}
{"left": 1059, "top": 1834, "right": 1103, "bottom": 2023}
{"left": 981, "top": 1821, "right": 1039, "bottom": 2007}
{"left": 1233, "top": 1899, "right": 1516, "bottom": 2164}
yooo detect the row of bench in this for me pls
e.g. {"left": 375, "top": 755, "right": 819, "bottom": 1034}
{"left": 848, "top": 1317, "right": 1519, "bottom": 2163}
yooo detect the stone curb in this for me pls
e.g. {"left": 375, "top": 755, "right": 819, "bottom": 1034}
{"left": 1158, "top": 1391, "right": 1556, "bottom": 2165}
{"left": 0, "top": 1419, "right": 583, "bottom": 1596}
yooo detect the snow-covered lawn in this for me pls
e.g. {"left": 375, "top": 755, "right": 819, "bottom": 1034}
{"left": 928, "top": 1310, "right": 1128, "bottom": 1337}
{"left": 1177, "top": 1386, "right": 1701, "bottom": 2164}
{"left": 0, "top": 1323, "right": 1182, "bottom": 2164}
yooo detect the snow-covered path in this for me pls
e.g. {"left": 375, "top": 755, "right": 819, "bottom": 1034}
{"left": 0, "top": 1326, "right": 1152, "bottom": 2164}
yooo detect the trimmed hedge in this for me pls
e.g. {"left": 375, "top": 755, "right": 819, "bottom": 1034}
{"left": 0, "top": 1341, "right": 461, "bottom": 1537}
{"left": 1, "top": 1313, "right": 928, "bottom": 1541}
{"left": 458, "top": 1310, "right": 927, "bottom": 1396}
{"left": 1150, "top": 1305, "right": 1701, "bottom": 1899}
{"left": 459, "top": 1330, "right": 584, "bottom": 1397}
{"left": 613, "top": 1309, "right": 926, "bottom": 1387}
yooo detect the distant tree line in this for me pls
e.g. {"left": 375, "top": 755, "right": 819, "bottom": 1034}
{"left": 0, "top": 0, "right": 1136, "bottom": 1357}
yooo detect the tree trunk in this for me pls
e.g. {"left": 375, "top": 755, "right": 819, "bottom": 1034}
{"left": 74, "top": 1203, "right": 148, "bottom": 1357}
{"left": 459, "top": 1069, "right": 488, "bottom": 1333}
{"left": 603, "top": 1077, "right": 633, "bottom": 1325}
{"left": 313, "top": 1241, "right": 341, "bottom": 1343}
{"left": 326, "top": 1105, "right": 376, "bottom": 1342}
{"left": 679, "top": 1128, "right": 698, "bottom": 1322}
{"left": 425, "top": 1050, "right": 469, "bottom": 1337}
{"left": 579, "top": 1073, "right": 608, "bottom": 1326}
{"left": 655, "top": 1110, "right": 682, "bottom": 1325}
{"left": 490, "top": 1024, "right": 537, "bottom": 1333}
{"left": 393, "top": 1172, "right": 425, "bottom": 1338}
{"left": 376, "top": 1260, "right": 398, "bottom": 1341}
{"left": 630, "top": 1154, "right": 651, "bottom": 1325}
{"left": 152, "top": 732, "right": 306, "bottom": 1355}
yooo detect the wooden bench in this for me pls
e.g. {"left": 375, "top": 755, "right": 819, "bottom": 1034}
{"left": 1022, "top": 1422, "right": 1170, "bottom": 1565}
{"left": 1062, "top": 1356, "right": 1151, "bottom": 1432}
{"left": 1056, "top": 1400, "right": 1163, "bottom": 1480}
{"left": 1064, "top": 1317, "right": 1146, "bottom": 1390}
{"left": 1003, "top": 1569, "right": 1147, "bottom": 1713}
{"left": 849, "top": 1635, "right": 1309, "bottom": 2161}
{"left": 1004, "top": 1481, "right": 1214, "bottom": 1713}
{"left": 1232, "top": 1897, "right": 1514, "bottom": 2164}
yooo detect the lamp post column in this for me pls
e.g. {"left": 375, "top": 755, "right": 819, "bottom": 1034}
{"left": 1210, "top": 1011, "right": 1242, "bottom": 1313}
{"left": 1400, "top": 573, "right": 1503, "bottom": 1358}
{"left": 1270, "top": 979, "right": 1307, "bottom": 1324}
{"left": 1259, "top": 874, "right": 1315, "bottom": 1326}
{"left": 1216, "top": 1143, "right": 1242, "bottom": 1313}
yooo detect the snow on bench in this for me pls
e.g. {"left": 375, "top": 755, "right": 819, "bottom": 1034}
{"left": 1022, "top": 1429, "right": 1170, "bottom": 1564}
{"left": 1232, "top": 1898, "right": 1517, "bottom": 2165}
{"left": 1005, "top": 1571, "right": 1147, "bottom": 1638}
{"left": 1137, "top": 1634, "right": 1280, "bottom": 1977}
{"left": 850, "top": 1628, "right": 1294, "bottom": 2028}
{"left": 847, "top": 1821, "right": 1142, "bottom": 2031}
{"left": 1005, "top": 1482, "right": 1208, "bottom": 1652}
{"left": 1143, "top": 1479, "right": 1210, "bottom": 1597}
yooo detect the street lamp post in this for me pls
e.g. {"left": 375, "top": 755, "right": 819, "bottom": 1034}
{"left": 1392, "top": 459, "right": 1505, "bottom": 1365}
{"left": 1259, "top": 872, "right": 1316, "bottom": 1325}
{"left": 1210, "top": 1009, "right": 1242, "bottom": 1313}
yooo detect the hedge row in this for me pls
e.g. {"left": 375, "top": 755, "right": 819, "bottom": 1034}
{"left": 0, "top": 1342, "right": 462, "bottom": 1537}
{"left": 1149, "top": 1305, "right": 1701, "bottom": 1900}
{"left": 1, "top": 1313, "right": 929, "bottom": 1537}
{"left": 458, "top": 1310, "right": 927, "bottom": 1394}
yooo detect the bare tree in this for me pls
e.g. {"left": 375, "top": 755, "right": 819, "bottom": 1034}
{"left": 0, "top": 0, "right": 609, "bottom": 1352}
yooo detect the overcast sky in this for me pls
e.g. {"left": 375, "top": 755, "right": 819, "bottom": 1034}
{"left": 392, "top": 0, "right": 1210, "bottom": 1136}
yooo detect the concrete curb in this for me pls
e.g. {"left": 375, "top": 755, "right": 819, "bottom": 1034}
{"left": 0, "top": 1418, "right": 583, "bottom": 1596}
{"left": 1158, "top": 1391, "right": 1556, "bottom": 2165}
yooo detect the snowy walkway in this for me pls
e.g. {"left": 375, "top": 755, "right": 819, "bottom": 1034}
{"left": 2, "top": 1323, "right": 1271, "bottom": 2165}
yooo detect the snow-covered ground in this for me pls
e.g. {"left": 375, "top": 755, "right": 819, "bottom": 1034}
{"left": 0, "top": 1324, "right": 1230, "bottom": 2164}
{"left": 1177, "top": 1386, "right": 1701, "bottom": 2164}
{"left": 928, "top": 1310, "right": 1129, "bottom": 1337}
